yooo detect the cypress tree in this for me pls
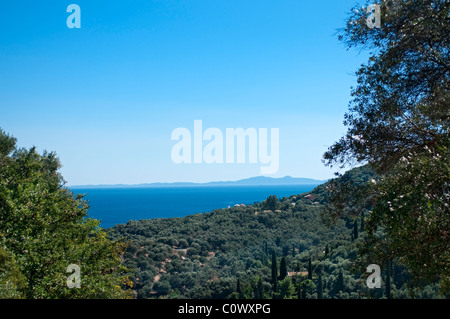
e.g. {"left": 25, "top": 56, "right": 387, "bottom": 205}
{"left": 276, "top": 237, "right": 281, "bottom": 247}
{"left": 317, "top": 272, "right": 324, "bottom": 299}
{"left": 307, "top": 256, "right": 313, "bottom": 280}
{"left": 280, "top": 257, "right": 287, "bottom": 280}
{"left": 256, "top": 277, "right": 264, "bottom": 299}
{"left": 271, "top": 250, "right": 278, "bottom": 292}
{"left": 353, "top": 220, "right": 358, "bottom": 240}
{"left": 336, "top": 270, "right": 344, "bottom": 293}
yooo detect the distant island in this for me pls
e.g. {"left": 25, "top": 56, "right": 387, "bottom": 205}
{"left": 70, "top": 176, "right": 326, "bottom": 189}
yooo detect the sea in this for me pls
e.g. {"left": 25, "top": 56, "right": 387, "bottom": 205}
{"left": 71, "top": 185, "right": 319, "bottom": 229}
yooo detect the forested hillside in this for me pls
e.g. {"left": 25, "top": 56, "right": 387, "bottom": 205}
{"left": 108, "top": 166, "right": 444, "bottom": 299}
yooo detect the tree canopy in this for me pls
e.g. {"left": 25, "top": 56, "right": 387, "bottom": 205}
{"left": 0, "top": 129, "right": 131, "bottom": 298}
{"left": 323, "top": 0, "right": 449, "bottom": 294}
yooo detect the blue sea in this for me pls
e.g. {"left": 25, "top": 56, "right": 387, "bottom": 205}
{"left": 71, "top": 185, "right": 319, "bottom": 228}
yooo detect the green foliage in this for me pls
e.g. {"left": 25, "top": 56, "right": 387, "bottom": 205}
{"left": 271, "top": 250, "right": 278, "bottom": 292}
{"left": 317, "top": 271, "right": 324, "bottom": 299}
{"left": 323, "top": 0, "right": 449, "bottom": 294}
{"left": 263, "top": 195, "right": 280, "bottom": 211}
{"left": 308, "top": 256, "right": 312, "bottom": 280}
{"left": 0, "top": 130, "right": 16, "bottom": 157}
{"left": 335, "top": 271, "right": 345, "bottom": 295}
{"left": 253, "top": 276, "right": 264, "bottom": 299}
{"left": 0, "top": 130, "right": 131, "bottom": 299}
{"left": 279, "top": 257, "right": 287, "bottom": 281}
{"left": 108, "top": 165, "right": 445, "bottom": 299}
{"left": 0, "top": 247, "right": 27, "bottom": 298}
{"left": 353, "top": 220, "right": 358, "bottom": 240}
{"left": 362, "top": 150, "right": 450, "bottom": 292}
{"left": 276, "top": 277, "right": 295, "bottom": 299}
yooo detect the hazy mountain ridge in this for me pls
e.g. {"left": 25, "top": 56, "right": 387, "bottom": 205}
{"left": 70, "top": 176, "right": 325, "bottom": 189}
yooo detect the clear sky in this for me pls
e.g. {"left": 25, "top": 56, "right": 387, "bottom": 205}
{"left": 0, "top": 0, "right": 368, "bottom": 185}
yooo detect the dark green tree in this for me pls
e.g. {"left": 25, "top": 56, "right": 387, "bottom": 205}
{"left": 307, "top": 256, "right": 313, "bottom": 280}
{"left": 353, "top": 220, "right": 358, "bottom": 240}
{"left": 0, "top": 130, "right": 131, "bottom": 299}
{"left": 0, "top": 247, "right": 27, "bottom": 298}
{"left": 301, "top": 282, "right": 307, "bottom": 299}
{"left": 317, "top": 271, "right": 324, "bottom": 299}
{"left": 253, "top": 276, "right": 264, "bottom": 299}
{"left": 275, "top": 236, "right": 281, "bottom": 247}
{"left": 271, "top": 250, "right": 278, "bottom": 292}
{"left": 385, "top": 261, "right": 392, "bottom": 299}
{"left": 278, "top": 277, "right": 295, "bottom": 299}
{"left": 335, "top": 270, "right": 345, "bottom": 294}
{"left": 263, "top": 195, "right": 280, "bottom": 211}
{"left": 236, "top": 279, "right": 245, "bottom": 299}
{"left": 279, "top": 257, "right": 287, "bottom": 280}
{"left": 323, "top": 0, "right": 450, "bottom": 294}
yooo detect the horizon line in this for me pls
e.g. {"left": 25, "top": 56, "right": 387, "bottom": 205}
{"left": 68, "top": 175, "right": 327, "bottom": 188}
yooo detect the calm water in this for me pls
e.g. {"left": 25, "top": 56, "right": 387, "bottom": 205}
{"left": 71, "top": 185, "right": 319, "bottom": 228}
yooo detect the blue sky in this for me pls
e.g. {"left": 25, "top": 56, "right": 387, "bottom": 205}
{"left": 0, "top": 1, "right": 368, "bottom": 185}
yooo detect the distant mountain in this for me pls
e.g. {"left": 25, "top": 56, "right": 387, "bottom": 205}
{"left": 70, "top": 176, "right": 325, "bottom": 189}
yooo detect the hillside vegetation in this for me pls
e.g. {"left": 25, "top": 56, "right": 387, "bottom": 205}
{"left": 109, "top": 166, "right": 444, "bottom": 299}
